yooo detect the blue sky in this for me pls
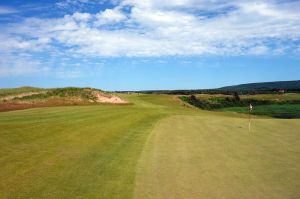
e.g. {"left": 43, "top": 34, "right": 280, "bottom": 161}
{"left": 0, "top": 0, "right": 299, "bottom": 90}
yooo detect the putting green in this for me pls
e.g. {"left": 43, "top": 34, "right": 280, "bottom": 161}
{"left": 134, "top": 115, "right": 300, "bottom": 199}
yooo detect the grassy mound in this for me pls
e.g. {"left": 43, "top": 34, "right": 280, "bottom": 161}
{"left": 12, "top": 87, "right": 99, "bottom": 101}
{"left": 0, "top": 87, "right": 126, "bottom": 112}
{"left": 0, "top": 87, "right": 45, "bottom": 98}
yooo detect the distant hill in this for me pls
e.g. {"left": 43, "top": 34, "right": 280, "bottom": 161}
{"left": 219, "top": 80, "right": 300, "bottom": 92}
{"left": 118, "top": 80, "right": 300, "bottom": 95}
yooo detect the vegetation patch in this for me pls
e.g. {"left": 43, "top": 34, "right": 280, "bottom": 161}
{"left": 219, "top": 104, "right": 300, "bottom": 118}
{"left": 180, "top": 93, "right": 300, "bottom": 118}
{"left": 0, "top": 87, "right": 127, "bottom": 112}
{"left": 12, "top": 87, "right": 99, "bottom": 101}
{"left": 0, "top": 87, "right": 45, "bottom": 98}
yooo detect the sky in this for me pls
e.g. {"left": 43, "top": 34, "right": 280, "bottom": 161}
{"left": 0, "top": 0, "right": 299, "bottom": 91}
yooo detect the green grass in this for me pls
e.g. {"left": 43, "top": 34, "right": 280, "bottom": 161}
{"left": 135, "top": 115, "right": 300, "bottom": 199}
{"left": 182, "top": 93, "right": 300, "bottom": 118}
{"left": 0, "top": 95, "right": 187, "bottom": 198}
{"left": 0, "top": 106, "right": 161, "bottom": 198}
{"left": 219, "top": 104, "right": 300, "bottom": 118}
{"left": 240, "top": 93, "right": 300, "bottom": 101}
{"left": 195, "top": 93, "right": 300, "bottom": 102}
{"left": 1, "top": 94, "right": 300, "bottom": 198}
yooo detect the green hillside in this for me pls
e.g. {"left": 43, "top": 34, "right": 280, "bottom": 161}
{"left": 119, "top": 80, "right": 300, "bottom": 95}
{"left": 219, "top": 80, "right": 300, "bottom": 92}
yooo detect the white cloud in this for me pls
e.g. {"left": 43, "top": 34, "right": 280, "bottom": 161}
{"left": 95, "top": 8, "right": 126, "bottom": 26}
{"left": 248, "top": 45, "right": 269, "bottom": 55}
{"left": 72, "top": 12, "right": 92, "bottom": 21}
{"left": 1, "top": 0, "right": 300, "bottom": 60}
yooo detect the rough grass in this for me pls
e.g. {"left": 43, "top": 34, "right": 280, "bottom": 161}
{"left": 240, "top": 93, "right": 300, "bottom": 101}
{"left": 1, "top": 87, "right": 101, "bottom": 101}
{"left": 182, "top": 93, "right": 300, "bottom": 118}
{"left": 219, "top": 104, "right": 300, "bottom": 118}
{"left": 0, "top": 87, "right": 45, "bottom": 98}
{"left": 195, "top": 93, "right": 300, "bottom": 102}
{"left": 1, "top": 94, "right": 300, "bottom": 198}
{"left": 0, "top": 87, "right": 114, "bottom": 112}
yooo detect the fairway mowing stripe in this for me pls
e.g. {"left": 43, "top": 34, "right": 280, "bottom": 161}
{"left": 0, "top": 103, "right": 168, "bottom": 198}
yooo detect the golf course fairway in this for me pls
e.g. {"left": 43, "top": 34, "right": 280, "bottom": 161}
{"left": 1, "top": 94, "right": 299, "bottom": 198}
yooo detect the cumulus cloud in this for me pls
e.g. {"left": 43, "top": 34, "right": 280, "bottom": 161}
{"left": 72, "top": 12, "right": 92, "bottom": 21}
{"left": 1, "top": 0, "right": 300, "bottom": 59}
{"left": 95, "top": 8, "right": 127, "bottom": 26}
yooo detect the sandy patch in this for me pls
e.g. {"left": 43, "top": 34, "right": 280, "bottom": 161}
{"left": 93, "top": 91, "right": 127, "bottom": 104}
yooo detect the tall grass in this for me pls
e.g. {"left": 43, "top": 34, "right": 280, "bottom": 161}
{"left": 180, "top": 93, "right": 300, "bottom": 118}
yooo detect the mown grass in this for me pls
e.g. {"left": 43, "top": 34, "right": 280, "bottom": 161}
{"left": 1, "top": 94, "right": 300, "bottom": 198}
{"left": 0, "top": 94, "right": 187, "bottom": 198}
{"left": 135, "top": 115, "right": 300, "bottom": 199}
{"left": 0, "top": 107, "right": 160, "bottom": 198}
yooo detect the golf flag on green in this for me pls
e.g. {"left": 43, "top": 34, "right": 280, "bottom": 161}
{"left": 249, "top": 103, "right": 253, "bottom": 111}
{"left": 249, "top": 103, "right": 253, "bottom": 132}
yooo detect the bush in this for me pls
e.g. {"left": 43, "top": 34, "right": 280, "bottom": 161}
{"left": 180, "top": 95, "right": 276, "bottom": 111}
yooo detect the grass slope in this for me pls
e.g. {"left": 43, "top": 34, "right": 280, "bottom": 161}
{"left": 1, "top": 94, "right": 300, "bottom": 198}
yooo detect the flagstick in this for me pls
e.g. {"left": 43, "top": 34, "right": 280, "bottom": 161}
{"left": 248, "top": 103, "right": 252, "bottom": 133}
{"left": 248, "top": 109, "right": 251, "bottom": 132}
